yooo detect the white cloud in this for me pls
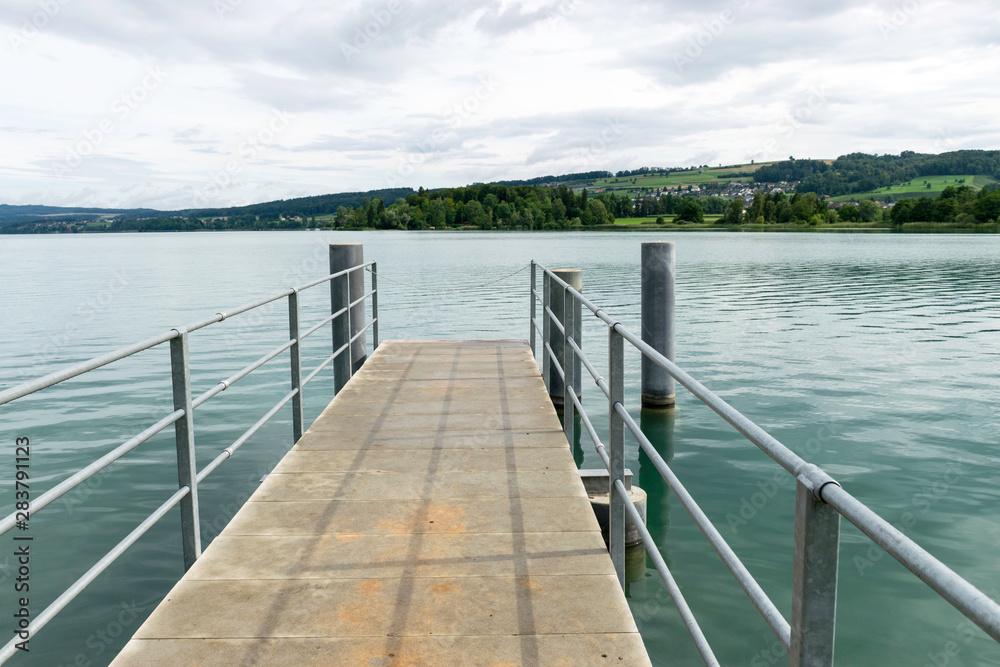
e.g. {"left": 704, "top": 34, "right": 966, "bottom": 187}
{"left": 0, "top": 0, "right": 998, "bottom": 208}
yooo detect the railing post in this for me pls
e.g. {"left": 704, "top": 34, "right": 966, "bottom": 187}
{"left": 548, "top": 269, "right": 582, "bottom": 405}
{"left": 790, "top": 468, "right": 841, "bottom": 667}
{"left": 563, "top": 285, "right": 575, "bottom": 446}
{"left": 371, "top": 261, "right": 379, "bottom": 350}
{"left": 330, "top": 244, "right": 364, "bottom": 391}
{"left": 641, "top": 241, "right": 676, "bottom": 407}
{"left": 288, "top": 290, "right": 304, "bottom": 442}
{"left": 529, "top": 262, "right": 536, "bottom": 356}
{"left": 169, "top": 330, "right": 201, "bottom": 571}
{"left": 542, "top": 271, "right": 551, "bottom": 393}
{"left": 609, "top": 326, "right": 626, "bottom": 587}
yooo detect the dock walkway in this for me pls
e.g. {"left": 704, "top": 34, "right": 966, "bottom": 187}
{"left": 113, "top": 340, "right": 650, "bottom": 666}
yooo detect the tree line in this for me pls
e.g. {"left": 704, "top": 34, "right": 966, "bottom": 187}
{"left": 753, "top": 150, "right": 1000, "bottom": 197}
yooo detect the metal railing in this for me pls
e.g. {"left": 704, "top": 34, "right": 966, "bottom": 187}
{"left": 0, "top": 260, "right": 378, "bottom": 663}
{"left": 529, "top": 261, "right": 1000, "bottom": 667}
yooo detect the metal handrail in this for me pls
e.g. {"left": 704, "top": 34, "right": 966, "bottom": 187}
{"left": 0, "top": 259, "right": 379, "bottom": 664}
{"left": 530, "top": 260, "right": 1000, "bottom": 666}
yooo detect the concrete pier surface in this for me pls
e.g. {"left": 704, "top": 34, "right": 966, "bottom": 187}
{"left": 112, "top": 340, "right": 650, "bottom": 666}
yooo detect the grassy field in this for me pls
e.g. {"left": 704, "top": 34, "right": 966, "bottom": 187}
{"left": 613, "top": 214, "right": 724, "bottom": 226}
{"left": 829, "top": 174, "right": 996, "bottom": 202}
{"left": 588, "top": 163, "right": 769, "bottom": 194}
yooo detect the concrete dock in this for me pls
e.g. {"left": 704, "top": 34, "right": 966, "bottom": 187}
{"left": 113, "top": 340, "right": 651, "bottom": 666}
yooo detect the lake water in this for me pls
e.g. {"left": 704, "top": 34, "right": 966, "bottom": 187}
{"left": 0, "top": 230, "right": 998, "bottom": 666}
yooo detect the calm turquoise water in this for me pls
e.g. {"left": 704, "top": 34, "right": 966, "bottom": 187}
{"left": 1, "top": 231, "right": 998, "bottom": 666}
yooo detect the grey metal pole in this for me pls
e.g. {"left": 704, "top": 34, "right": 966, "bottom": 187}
{"left": 529, "top": 262, "right": 536, "bottom": 356}
{"left": 330, "top": 244, "right": 365, "bottom": 390}
{"left": 641, "top": 241, "right": 676, "bottom": 407}
{"left": 548, "top": 269, "right": 582, "bottom": 405}
{"left": 609, "top": 327, "right": 626, "bottom": 588}
{"left": 563, "top": 286, "right": 575, "bottom": 445}
{"left": 288, "top": 291, "right": 304, "bottom": 442}
{"left": 371, "top": 261, "right": 379, "bottom": 350}
{"left": 541, "top": 272, "right": 551, "bottom": 393}
{"left": 169, "top": 330, "right": 201, "bottom": 571}
{"left": 790, "top": 476, "right": 841, "bottom": 667}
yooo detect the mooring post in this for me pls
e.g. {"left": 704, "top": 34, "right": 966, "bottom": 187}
{"left": 641, "top": 242, "right": 676, "bottom": 407}
{"left": 330, "top": 243, "right": 366, "bottom": 392}
{"left": 548, "top": 269, "right": 582, "bottom": 406}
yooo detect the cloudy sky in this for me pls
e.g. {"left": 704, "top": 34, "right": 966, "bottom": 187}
{"left": 1, "top": 0, "right": 998, "bottom": 210}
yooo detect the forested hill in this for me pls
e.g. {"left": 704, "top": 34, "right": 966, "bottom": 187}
{"left": 0, "top": 204, "right": 163, "bottom": 226}
{"left": 485, "top": 171, "right": 612, "bottom": 187}
{"left": 754, "top": 150, "right": 1000, "bottom": 197}
{"left": 187, "top": 188, "right": 414, "bottom": 221}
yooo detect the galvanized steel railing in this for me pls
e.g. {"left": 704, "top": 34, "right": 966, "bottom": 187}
{"left": 0, "top": 260, "right": 378, "bottom": 663}
{"left": 528, "top": 260, "right": 1000, "bottom": 667}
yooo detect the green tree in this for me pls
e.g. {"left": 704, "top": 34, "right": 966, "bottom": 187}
{"left": 838, "top": 205, "right": 860, "bottom": 222}
{"left": 723, "top": 198, "right": 744, "bottom": 225}
{"left": 674, "top": 198, "right": 704, "bottom": 224}
{"left": 464, "top": 200, "right": 487, "bottom": 227}
{"left": 858, "top": 199, "right": 881, "bottom": 223}
{"left": 974, "top": 189, "right": 1000, "bottom": 222}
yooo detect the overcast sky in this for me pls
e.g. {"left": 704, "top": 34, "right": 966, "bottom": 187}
{"left": 1, "top": 0, "right": 998, "bottom": 210}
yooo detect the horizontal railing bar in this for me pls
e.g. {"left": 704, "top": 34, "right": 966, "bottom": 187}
{"left": 0, "top": 330, "right": 179, "bottom": 407}
{"left": 543, "top": 342, "right": 565, "bottom": 382}
{"left": 615, "top": 402, "right": 792, "bottom": 647}
{"left": 544, "top": 306, "right": 566, "bottom": 336}
{"left": 196, "top": 388, "right": 299, "bottom": 484}
{"left": 302, "top": 342, "right": 350, "bottom": 387}
{"left": 0, "top": 409, "right": 184, "bottom": 537}
{"left": 569, "top": 389, "right": 610, "bottom": 470}
{"left": 349, "top": 318, "right": 376, "bottom": 345}
{"left": 296, "top": 261, "right": 375, "bottom": 292}
{"left": 192, "top": 339, "right": 296, "bottom": 409}
{"left": 822, "top": 484, "right": 1000, "bottom": 641}
{"left": 538, "top": 264, "right": 605, "bottom": 318}
{"left": 299, "top": 307, "right": 347, "bottom": 341}
{"left": 614, "top": 324, "right": 808, "bottom": 477}
{"left": 0, "top": 264, "right": 377, "bottom": 408}
{"left": 350, "top": 290, "right": 376, "bottom": 309}
{"left": 567, "top": 335, "right": 611, "bottom": 400}
{"left": 614, "top": 479, "right": 720, "bottom": 666}
{"left": 0, "top": 485, "right": 189, "bottom": 664}
{"left": 186, "top": 292, "right": 291, "bottom": 334}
